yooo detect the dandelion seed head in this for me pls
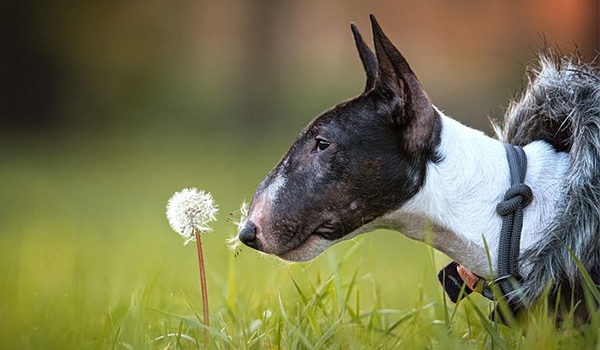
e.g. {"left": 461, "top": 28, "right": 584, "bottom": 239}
{"left": 226, "top": 200, "right": 249, "bottom": 252}
{"left": 234, "top": 200, "right": 249, "bottom": 231}
{"left": 166, "top": 188, "right": 218, "bottom": 245}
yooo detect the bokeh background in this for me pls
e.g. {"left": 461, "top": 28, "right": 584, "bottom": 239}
{"left": 0, "top": 0, "right": 598, "bottom": 347}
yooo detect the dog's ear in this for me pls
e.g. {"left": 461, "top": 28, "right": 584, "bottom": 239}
{"left": 351, "top": 23, "right": 377, "bottom": 93}
{"left": 370, "top": 15, "right": 432, "bottom": 125}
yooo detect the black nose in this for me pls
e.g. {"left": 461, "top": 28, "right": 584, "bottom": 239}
{"left": 239, "top": 220, "right": 259, "bottom": 249}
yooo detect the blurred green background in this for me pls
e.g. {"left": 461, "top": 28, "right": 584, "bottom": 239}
{"left": 0, "top": 0, "right": 598, "bottom": 347}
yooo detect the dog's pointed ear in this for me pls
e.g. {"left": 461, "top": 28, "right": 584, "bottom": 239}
{"left": 370, "top": 15, "right": 432, "bottom": 124}
{"left": 351, "top": 23, "right": 377, "bottom": 93}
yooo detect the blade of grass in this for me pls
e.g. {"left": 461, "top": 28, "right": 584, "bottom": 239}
{"left": 149, "top": 307, "right": 233, "bottom": 345}
{"left": 290, "top": 277, "right": 309, "bottom": 305}
{"left": 566, "top": 246, "right": 600, "bottom": 303}
{"left": 314, "top": 317, "right": 343, "bottom": 349}
{"left": 463, "top": 296, "right": 508, "bottom": 350}
{"left": 227, "top": 244, "right": 236, "bottom": 313}
{"left": 278, "top": 294, "right": 316, "bottom": 350}
{"left": 343, "top": 268, "right": 359, "bottom": 310}
{"left": 148, "top": 307, "right": 203, "bottom": 328}
{"left": 387, "top": 301, "right": 436, "bottom": 333}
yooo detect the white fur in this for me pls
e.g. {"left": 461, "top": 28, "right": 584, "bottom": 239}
{"left": 374, "top": 109, "right": 570, "bottom": 277}
{"left": 247, "top": 172, "right": 287, "bottom": 250}
{"left": 264, "top": 172, "right": 286, "bottom": 203}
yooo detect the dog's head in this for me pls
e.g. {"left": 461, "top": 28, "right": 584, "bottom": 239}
{"left": 238, "top": 15, "right": 441, "bottom": 261}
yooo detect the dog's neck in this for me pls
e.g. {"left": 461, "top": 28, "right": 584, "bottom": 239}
{"left": 377, "top": 109, "right": 570, "bottom": 278}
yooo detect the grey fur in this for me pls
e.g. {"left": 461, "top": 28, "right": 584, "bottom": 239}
{"left": 495, "top": 51, "right": 600, "bottom": 307}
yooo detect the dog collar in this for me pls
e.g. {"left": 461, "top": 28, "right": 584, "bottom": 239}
{"left": 491, "top": 144, "right": 532, "bottom": 299}
{"left": 438, "top": 144, "right": 533, "bottom": 311}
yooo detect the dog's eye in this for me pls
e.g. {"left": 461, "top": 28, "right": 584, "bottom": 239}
{"left": 315, "top": 138, "right": 331, "bottom": 152}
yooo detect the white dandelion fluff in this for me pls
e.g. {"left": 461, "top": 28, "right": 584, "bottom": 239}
{"left": 226, "top": 200, "right": 249, "bottom": 251}
{"left": 166, "top": 188, "right": 219, "bottom": 245}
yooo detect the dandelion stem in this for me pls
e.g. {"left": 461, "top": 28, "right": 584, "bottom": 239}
{"left": 194, "top": 229, "right": 209, "bottom": 346}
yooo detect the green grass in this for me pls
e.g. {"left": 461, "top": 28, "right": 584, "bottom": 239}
{"left": 1, "top": 128, "right": 599, "bottom": 349}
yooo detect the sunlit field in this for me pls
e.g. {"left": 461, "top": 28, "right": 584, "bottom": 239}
{"left": 2, "top": 128, "right": 599, "bottom": 349}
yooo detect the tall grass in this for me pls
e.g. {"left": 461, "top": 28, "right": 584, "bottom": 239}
{"left": 1, "top": 129, "right": 599, "bottom": 348}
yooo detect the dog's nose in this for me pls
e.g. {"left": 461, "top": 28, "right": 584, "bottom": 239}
{"left": 239, "top": 220, "right": 259, "bottom": 249}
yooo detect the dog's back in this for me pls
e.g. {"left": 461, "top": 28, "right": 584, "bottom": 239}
{"left": 496, "top": 52, "right": 600, "bottom": 309}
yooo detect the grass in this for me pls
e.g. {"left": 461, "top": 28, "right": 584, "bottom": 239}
{"left": 1, "top": 128, "right": 600, "bottom": 349}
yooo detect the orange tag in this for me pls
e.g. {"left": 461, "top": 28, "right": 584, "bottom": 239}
{"left": 456, "top": 264, "right": 479, "bottom": 291}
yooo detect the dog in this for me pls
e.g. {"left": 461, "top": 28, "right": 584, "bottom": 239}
{"left": 237, "top": 15, "right": 600, "bottom": 322}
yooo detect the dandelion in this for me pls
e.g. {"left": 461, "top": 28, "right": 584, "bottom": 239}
{"left": 166, "top": 187, "right": 218, "bottom": 345}
{"left": 166, "top": 188, "right": 218, "bottom": 245}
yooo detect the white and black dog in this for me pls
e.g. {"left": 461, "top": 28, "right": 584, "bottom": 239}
{"left": 237, "top": 15, "right": 600, "bottom": 321}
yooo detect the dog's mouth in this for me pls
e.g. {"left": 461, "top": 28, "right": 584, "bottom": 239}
{"left": 312, "top": 221, "right": 343, "bottom": 240}
{"left": 274, "top": 222, "right": 342, "bottom": 262}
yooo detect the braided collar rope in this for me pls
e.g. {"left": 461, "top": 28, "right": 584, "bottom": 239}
{"left": 438, "top": 143, "right": 533, "bottom": 309}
